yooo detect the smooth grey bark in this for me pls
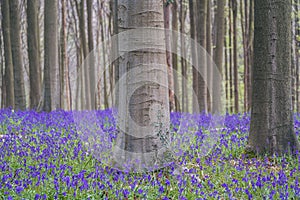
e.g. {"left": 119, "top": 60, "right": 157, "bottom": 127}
{"left": 27, "top": 0, "right": 41, "bottom": 109}
{"left": 164, "top": 2, "right": 175, "bottom": 112}
{"left": 206, "top": 0, "right": 212, "bottom": 113}
{"left": 87, "top": 0, "right": 95, "bottom": 110}
{"left": 1, "top": 0, "right": 14, "bottom": 108}
{"left": 43, "top": 0, "right": 58, "bottom": 111}
{"left": 196, "top": 0, "right": 208, "bottom": 113}
{"left": 212, "top": 0, "right": 225, "bottom": 113}
{"left": 77, "top": 0, "right": 91, "bottom": 110}
{"left": 60, "top": 0, "right": 67, "bottom": 109}
{"left": 232, "top": 0, "right": 238, "bottom": 113}
{"left": 9, "top": 0, "right": 26, "bottom": 110}
{"left": 115, "top": 0, "right": 170, "bottom": 171}
{"left": 180, "top": 0, "right": 188, "bottom": 112}
{"left": 189, "top": 0, "right": 199, "bottom": 113}
{"left": 248, "top": 0, "right": 300, "bottom": 155}
{"left": 172, "top": 1, "right": 180, "bottom": 112}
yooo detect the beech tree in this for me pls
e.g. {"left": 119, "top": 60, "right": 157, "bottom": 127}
{"left": 9, "top": 0, "right": 26, "bottom": 110}
{"left": 115, "top": 0, "right": 170, "bottom": 171}
{"left": 27, "top": 0, "right": 41, "bottom": 109}
{"left": 248, "top": 0, "right": 300, "bottom": 155}
{"left": 1, "top": 0, "right": 14, "bottom": 108}
{"left": 43, "top": 0, "right": 58, "bottom": 111}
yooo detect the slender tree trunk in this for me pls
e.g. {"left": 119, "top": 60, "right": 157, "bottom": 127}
{"left": 206, "top": 0, "right": 212, "bottom": 112}
{"left": 87, "top": 0, "right": 96, "bottom": 110}
{"left": 43, "top": 0, "right": 58, "bottom": 111}
{"left": 1, "top": 0, "right": 14, "bottom": 108}
{"left": 224, "top": 36, "right": 229, "bottom": 112}
{"left": 76, "top": 0, "right": 91, "bottom": 110}
{"left": 108, "top": 1, "right": 115, "bottom": 107}
{"left": 296, "top": 0, "right": 300, "bottom": 112}
{"left": 232, "top": 0, "right": 239, "bottom": 113}
{"left": 60, "top": 0, "right": 67, "bottom": 109}
{"left": 180, "top": 0, "right": 188, "bottom": 112}
{"left": 9, "top": 0, "right": 26, "bottom": 110}
{"left": 196, "top": 0, "right": 208, "bottom": 113}
{"left": 247, "top": 0, "right": 254, "bottom": 111}
{"left": 164, "top": 2, "right": 175, "bottom": 112}
{"left": 189, "top": 0, "right": 198, "bottom": 113}
{"left": 113, "top": 0, "right": 119, "bottom": 108}
{"left": 229, "top": 0, "right": 233, "bottom": 113}
{"left": 99, "top": 6, "right": 109, "bottom": 109}
{"left": 240, "top": 0, "right": 248, "bottom": 112}
{"left": 172, "top": 1, "right": 180, "bottom": 111}
{"left": 292, "top": 3, "right": 297, "bottom": 112}
{"left": 213, "top": 0, "right": 225, "bottom": 113}
{"left": 27, "top": 0, "right": 41, "bottom": 109}
{"left": 293, "top": 0, "right": 299, "bottom": 112}
{"left": 248, "top": 0, "right": 300, "bottom": 155}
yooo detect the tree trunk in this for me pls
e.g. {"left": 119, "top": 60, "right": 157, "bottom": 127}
{"left": 9, "top": 0, "right": 26, "bottom": 110}
{"left": 224, "top": 35, "right": 229, "bottom": 111}
{"left": 1, "top": 0, "right": 14, "bottom": 108}
{"left": 77, "top": 0, "right": 91, "bottom": 110}
{"left": 228, "top": 0, "right": 233, "bottom": 113}
{"left": 189, "top": 0, "right": 199, "bottom": 113}
{"left": 99, "top": 6, "right": 109, "bottom": 109}
{"left": 87, "top": 0, "right": 96, "bottom": 110}
{"left": 247, "top": 0, "right": 254, "bottom": 111}
{"left": 60, "top": 0, "right": 67, "bottom": 109}
{"left": 27, "top": 0, "right": 41, "bottom": 109}
{"left": 172, "top": 1, "right": 180, "bottom": 111}
{"left": 43, "top": 0, "right": 58, "bottom": 112}
{"left": 232, "top": 0, "right": 238, "bottom": 113}
{"left": 248, "top": 0, "right": 300, "bottom": 155}
{"left": 206, "top": 0, "right": 212, "bottom": 113}
{"left": 296, "top": 0, "right": 300, "bottom": 113}
{"left": 196, "top": 0, "right": 208, "bottom": 113}
{"left": 213, "top": 0, "right": 225, "bottom": 113}
{"left": 240, "top": 0, "right": 248, "bottom": 112}
{"left": 180, "top": 0, "right": 188, "bottom": 112}
{"left": 115, "top": 0, "right": 170, "bottom": 171}
{"left": 164, "top": 2, "right": 175, "bottom": 112}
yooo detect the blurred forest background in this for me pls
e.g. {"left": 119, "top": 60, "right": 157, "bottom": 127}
{"left": 0, "top": 0, "right": 299, "bottom": 113}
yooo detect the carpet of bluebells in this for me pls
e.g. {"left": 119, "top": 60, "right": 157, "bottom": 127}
{"left": 1, "top": 108, "right": 300, "bottom": 199}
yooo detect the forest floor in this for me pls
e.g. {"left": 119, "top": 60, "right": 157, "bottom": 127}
{"left": 0, "top": 109, "right": 299, "bottom": 199}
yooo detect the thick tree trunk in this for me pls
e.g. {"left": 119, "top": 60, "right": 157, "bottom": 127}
{"left": 1, "top": 0, "right": 14, "bottom": 108}
{"left": 115, "top": 0, "right": 170, "bottom": 171}
{"left": 43, "top": 0, "right": 58, "bottom": 112}
{"left": 9, "top": 0, "right": 26, "bottom": 110}
{"left": 248, "top": 0, "right": 300, "bottom": 155}
{"left": 27, "top": 0, "right": 41, "bottom": 109}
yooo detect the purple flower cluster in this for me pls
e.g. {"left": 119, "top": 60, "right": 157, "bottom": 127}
{"left": 0, "top": 109, "right": 300, "bottom": 199}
